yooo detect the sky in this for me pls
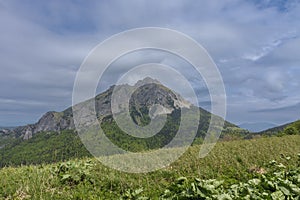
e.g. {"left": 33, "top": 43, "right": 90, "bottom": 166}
{"left": 0, "top": 0, "right": 299, "bottom": 130}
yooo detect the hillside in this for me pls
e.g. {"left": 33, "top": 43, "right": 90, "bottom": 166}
{"left": 258, "top": 120, "right": 300, "bottom": 136}
{"left": 0, "top": 130, "right": 91, "bottom": 167}
{"left": 0, "top": 135, "right": 299, "bottom": 199}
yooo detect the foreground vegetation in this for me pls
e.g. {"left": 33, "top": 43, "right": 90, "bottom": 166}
{"left": 0, "top": 135, "right": 299, "bottom": 199}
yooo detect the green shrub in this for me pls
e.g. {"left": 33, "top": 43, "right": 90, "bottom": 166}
{"left": 284, "top": 120, "right": 300, "bottom": 135}
{"left": 51, "top": 159, "right": 95, "bottom": 186}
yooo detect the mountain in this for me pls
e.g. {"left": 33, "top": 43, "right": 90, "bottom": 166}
{"left": 8, "top": 77, "right": 238, "bottom": 140}
{"left": 239, "top": 122, "right": 278, "bottom": 132}
{"left": 0, "top": 77, "right": 243, "bottom": 166}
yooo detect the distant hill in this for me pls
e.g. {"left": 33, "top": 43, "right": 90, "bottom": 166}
{"left": 258, "top": 120, "right": 300, "bottom": 135}
{"left": 239, "top": 122, "right": 278, "bottom": 132}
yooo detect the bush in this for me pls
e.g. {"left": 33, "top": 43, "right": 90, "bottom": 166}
{"left": 284, "top": 126, "right": 297, "bottom": 135}
{"left": 51, "top": 160, "right": 95, "bottom": 186}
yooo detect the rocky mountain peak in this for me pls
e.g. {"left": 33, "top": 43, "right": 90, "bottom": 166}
{"left": 10, "top": 78, "right": 192, "bottom": 140}
{"left": 134, "top": 77, "right": 160, "bottom": 87}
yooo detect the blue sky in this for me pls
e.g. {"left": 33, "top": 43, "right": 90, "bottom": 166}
{"left": 0, "top": 0, "right": 299, "bottom": 129}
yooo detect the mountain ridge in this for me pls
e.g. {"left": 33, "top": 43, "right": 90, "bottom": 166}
{"left": 239, "top": 122, "right": 278, "bottom": 132}
{"left": 0, "top": 77, "right": 245, "bottom": 166}
{"left": 258, "top": 120, "right": 300, "bottom": 135}
{"left": 8, "top": 77, "right": 238, "bottom": 140}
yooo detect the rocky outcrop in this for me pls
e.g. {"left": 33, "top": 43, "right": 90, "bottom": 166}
{"left": 0, "top": 129, "right": 10, "bottom": 136}
{"left": 11, "top": 111, "right": 75, "bottom": 140}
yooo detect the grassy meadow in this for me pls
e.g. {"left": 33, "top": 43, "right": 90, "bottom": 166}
{"left": 0, "top": 135, "right": 299, "bottom": 199}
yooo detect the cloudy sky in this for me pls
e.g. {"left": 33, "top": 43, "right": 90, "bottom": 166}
{"left": 0, "top": 0, "right": 299, "bottom": 130}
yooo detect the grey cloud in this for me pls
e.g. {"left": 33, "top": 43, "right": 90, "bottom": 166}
{"left": 252, "top": 102, "right": 300, "bottom": 113}
{"left": 0, "top": 0, "right": 300, "bottom": 126}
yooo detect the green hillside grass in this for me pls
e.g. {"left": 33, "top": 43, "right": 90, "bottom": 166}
{"left": 0, "top": 135, "right": 299, "bottom": 199}
{"left": 0, "top": 130, "right": 91, "bottom": 167}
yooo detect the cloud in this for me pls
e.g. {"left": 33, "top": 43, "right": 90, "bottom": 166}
{"left": 241, "top": 33, "right": 295, "bottom": 61}
{"left": 0, "top": 0, "right": 300, "bottom": 126}
{"left": 252, "top": 102, "right": 300, "bottom": 113}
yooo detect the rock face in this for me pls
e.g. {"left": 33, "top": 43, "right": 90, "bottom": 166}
{"left": 130, "top": 82, "right": 190, "bottom": 110}
{"left": 11, "top": 78, "right": 192, "bottom": 140}
{"left": 13, "top": 111, "right": 75, "bottom": 140}
{"left": 0, "top": 129, "right": 10, "bottom": 136}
